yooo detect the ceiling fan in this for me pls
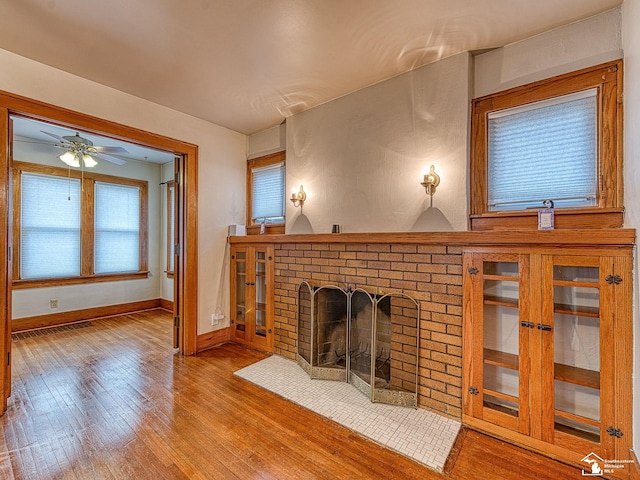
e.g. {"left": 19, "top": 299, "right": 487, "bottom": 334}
{"left": 41, "top": 130, "right": 129, "bottom": 168}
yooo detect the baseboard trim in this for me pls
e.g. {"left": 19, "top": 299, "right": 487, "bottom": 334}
{"left": 159, "top": 298, "right": 173, "bottom": 312}
{"left": 12, "top": 299, "right": 163, "bottom": 332}
{"left": 197, "top": 328, "right": 231, "bottom": 353}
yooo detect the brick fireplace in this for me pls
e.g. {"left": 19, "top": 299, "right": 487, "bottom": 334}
{"left": 271, "top": 241, "right": 463, "bottom": 419}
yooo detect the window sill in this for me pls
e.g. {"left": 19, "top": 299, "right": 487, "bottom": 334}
{"left": 246, "top": 224, "right": 285, "bottom": 235}
{"left": 12, "top": 271, "right": 151, "bottom": 289}
{"left": 469, "top": 208, "right": 624, "bottom": 231}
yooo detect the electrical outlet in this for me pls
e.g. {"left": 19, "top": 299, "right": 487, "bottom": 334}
{"left": 49, "top": 298, "right": 58, "bottom": 309}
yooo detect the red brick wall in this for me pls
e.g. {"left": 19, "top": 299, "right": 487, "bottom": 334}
{"left": 273, "top": 242, "right": 463, "bottom": 419}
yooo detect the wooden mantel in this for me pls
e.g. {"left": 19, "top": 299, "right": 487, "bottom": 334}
{"left": 229, "top": 229, "right": 636, "bottom": 247}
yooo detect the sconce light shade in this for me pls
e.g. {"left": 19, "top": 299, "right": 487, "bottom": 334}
{"left": 290, "top": 185, "right": 306, "bottom": 208}
{"left": 421, "top": 165, "right": 440, "bottom": 196}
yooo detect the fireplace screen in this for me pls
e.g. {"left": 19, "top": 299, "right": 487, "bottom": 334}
{"left": 296, "top": 282, "right": 419, "bottom": 407}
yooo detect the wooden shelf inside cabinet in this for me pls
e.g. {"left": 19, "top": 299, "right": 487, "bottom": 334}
{"left": 484, "top": 349, "right": 518, "bottom": 370}
{"left": 483, "top": 295, "right": 518, "bottom": 309}
{"left": 553, "top": 303, "right": 599, "bottom": 319}
{"left": 554, "top": 363, "right": 600, "bottom": 389}
{"left": 483, "top": 274, "right": 519, "bottom": 282}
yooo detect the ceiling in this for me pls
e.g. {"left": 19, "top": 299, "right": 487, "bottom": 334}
{"left": 0, "top": 0, "right": 622, "bottom": 136}
{"left": 12, "top": 116, "right": 175, "bottom": 165}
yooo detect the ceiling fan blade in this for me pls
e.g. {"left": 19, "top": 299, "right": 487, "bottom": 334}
{"left": 40, "top": 130, "right": 66, "bottom": 143}
{"left": 93, "top": 145, "right": 130, "bottom": 154}
{"left": 94, "top": 152, "right": 127, "bottom": 165}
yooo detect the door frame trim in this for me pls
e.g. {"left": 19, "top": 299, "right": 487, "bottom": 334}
{"left": 0, "top": 89, "right": 199, "bottom": 362}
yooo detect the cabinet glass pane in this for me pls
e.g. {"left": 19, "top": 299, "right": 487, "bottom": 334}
{"left": 554, "top": 380, "right": 600, "bottom": 442}
{"left": 235, "top": 256, "right": 247, "bottom": 325}
{"left": 483, "top": 261, "right": 520, "bottom": 417}
{"left": 483, "top": 365, "right": 519, "bottom": 417}
{"left": 553, "top": 265, "right": 598, "bottom": 283}
{"left": 553, "top": 265, "right": 600, "bottom": 443}
{"left": 255, "top": 261, "right": 267, "bottom": 337}
{"left": 484, "top": 262, "right": 519, "bottom": 277}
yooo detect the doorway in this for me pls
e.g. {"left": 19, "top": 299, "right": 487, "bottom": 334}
{"left": 0, "top": 91, "right": 199, "bottom": 414}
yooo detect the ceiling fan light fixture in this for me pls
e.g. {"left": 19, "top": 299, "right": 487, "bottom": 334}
{"left": 83, "top": 154, "right": 98, "bottom": 167}
{"left": 59, "top": 151, "right": 80, "bottom": 168}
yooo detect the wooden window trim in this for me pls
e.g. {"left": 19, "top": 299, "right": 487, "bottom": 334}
{"left": 246, "top": 151, "right": 285, "bottom": 235}
{"left": 469, "top": 60, "right": 623, "bottom": 231}
{"left": 166, "top": 180, "right": 175, "bottom": 278}
{"left": 12, "top": 160, "right": 149, "bottom": 287}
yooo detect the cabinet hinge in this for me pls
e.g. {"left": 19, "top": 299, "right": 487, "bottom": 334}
{"left": 174, "top": 171, "right": 180, "bottom": 184}
{"left": 468, "top": 387, "right": 479, "bottom": 395}
{"left": 174, "top": 316, "right": 180, "bottom": 327}
{"left": 8, "top": 246, "right": 11, "bottom": 262}
{"left": 605, "top": 275, "right": 622, "bottom": 285}
{"left": 7, "top": 351, "right": 10, "bottom": 366}
{"left": 520, "top": 321, "right": 534, "bottom": 329}
{"left": 606, "top": 426, "right": 623, "bottom": 438}
{"left": 468, "top": 267, "right": 479, "bottom": 275}
{"left": 174, "top": 243, "right": 180, "bottom": 256}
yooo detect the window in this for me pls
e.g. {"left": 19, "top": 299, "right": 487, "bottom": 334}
{"left": 166, "top": 180, "right": 175, "bottom": 278}
{"left": 13, "top": 162, "right": 148, "bottom": 288}
{"left": 246, "top": 151, "right": 285, "bottom": 234}
{"left": 94, "top": 182, "right": 141, "bottom": 274}
{"left": 470, "top": 60, "right": 623, "bottom": 230}
{"left": 20, "top": 173, "right": 81, "bottom": 279}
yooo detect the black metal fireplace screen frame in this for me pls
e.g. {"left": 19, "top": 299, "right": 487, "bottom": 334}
{"left": 296, "top": 281, "right": 420, "bottom": 408}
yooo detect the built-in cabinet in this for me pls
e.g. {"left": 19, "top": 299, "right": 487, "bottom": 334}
{"left": 462, "top": 246, "right": 632, "bottom": 476}
{"left": 230, "top": 245, "right": 274, "bottom": 352}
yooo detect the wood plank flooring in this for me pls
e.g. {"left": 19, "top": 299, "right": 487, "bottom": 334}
{"left": 0, "top": 309, "right": 582, "bottom": 479}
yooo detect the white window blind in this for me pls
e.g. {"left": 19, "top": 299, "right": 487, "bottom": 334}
{"left": 20, "top": 173, "right": 81, "bottom": 279}
{"left": 252, "top": 162, "right": 285, "bottom": 222}
{"left": 487, "top": 89, "right": 597, "bottom": 211}
{"left": 94, "top": 182, "right": 140, "bottom": 274}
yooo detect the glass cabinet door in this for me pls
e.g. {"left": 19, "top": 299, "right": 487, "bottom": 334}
{"left": 542, "top": 255, "right": 611, "bottom": 456}
{"left": 478, "top": 256, "right": 529, "bottom": 433}
{"left": 232, "top": 249, "right": 247, "bottom": 340}
{"left": 254, "top": 250, "right": 268, "bottom": 340}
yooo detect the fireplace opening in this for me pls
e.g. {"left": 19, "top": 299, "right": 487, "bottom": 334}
{"left": 297, "top": 282, "right": 419, "bottom": 407}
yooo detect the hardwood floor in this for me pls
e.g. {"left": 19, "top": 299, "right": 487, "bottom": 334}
{"left": 0, "top": 309, "right": 582, "bottom": 479}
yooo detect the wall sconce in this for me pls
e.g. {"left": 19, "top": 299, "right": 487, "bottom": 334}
{"left": 290, "top": 185, "right": 306, "bottom": 208}
{"left": 421, "top": 165, "right": 440, "bottom": 205}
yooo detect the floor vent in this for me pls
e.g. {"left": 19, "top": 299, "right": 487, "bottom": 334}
{"left": 12, "top": 321, "right": 94, "bottom": 341}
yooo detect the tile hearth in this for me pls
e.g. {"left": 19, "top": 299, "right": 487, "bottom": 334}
{"left": 234, "top": 355, "right": 460, "bottom": 472}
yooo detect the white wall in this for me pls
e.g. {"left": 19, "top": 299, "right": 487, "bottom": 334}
{"left": 286, "top": 52, "right": 471, "bottom": 234}
{"left": 623, "top": 0, "right": 640, "bottom": 456}
{"left": 248, "top": 123, "right": 286, "bottom": 159}
{"left": 474, "top": 7, "right": 622, "bottom": 98}
{"left": 11, "top": 139, "right": 163, "bottom": 318}
{"left": 0, "top": 47, "right": 247, "bottom": 335}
